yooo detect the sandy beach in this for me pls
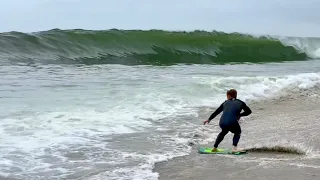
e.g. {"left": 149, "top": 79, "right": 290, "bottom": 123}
{"left": 154, "top": 88, "right": 320, "bottom": 180}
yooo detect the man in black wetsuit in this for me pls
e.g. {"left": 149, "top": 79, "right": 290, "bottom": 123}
{"left": 203, "top": 89, "right": 252, "bottom": 152}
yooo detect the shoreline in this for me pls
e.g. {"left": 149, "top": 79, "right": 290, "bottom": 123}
{"left": 154, "top": 88, "right": 320, "bottom": 180}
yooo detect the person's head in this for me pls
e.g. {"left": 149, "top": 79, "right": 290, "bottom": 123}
{"left": 227, "top": 89, "right": 237, "bottom": 100}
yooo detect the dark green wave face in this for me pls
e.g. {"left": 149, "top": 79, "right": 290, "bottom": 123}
{"left": 0, "top": 29, "right": 310, "bottom": 66}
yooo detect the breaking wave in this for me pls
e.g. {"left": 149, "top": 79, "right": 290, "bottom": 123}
{"left": 1, "top": 29, "right": 319, "bottom": 66}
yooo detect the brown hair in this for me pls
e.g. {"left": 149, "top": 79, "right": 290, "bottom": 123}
{"left": 227, "top": 89, "right": 237, "bottom": 99}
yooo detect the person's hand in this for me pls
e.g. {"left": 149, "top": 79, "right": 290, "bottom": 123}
{"left": 203, "top": 120, "right": 210, "bottom": 125}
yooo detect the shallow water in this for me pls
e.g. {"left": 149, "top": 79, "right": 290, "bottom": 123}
{"left": 1, "top": 60, "right": 320, "bottom": 179}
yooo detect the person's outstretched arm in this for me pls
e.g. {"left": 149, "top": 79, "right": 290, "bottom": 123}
{"left": 203, "top": 103, "right": 224, "bottom": 125}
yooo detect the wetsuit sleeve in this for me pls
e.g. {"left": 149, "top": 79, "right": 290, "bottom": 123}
{"left": 239, "top": 102, "right": 252, "bottom": 117}
{"left": 208, "top": 103, "right": 224, "bottom": 122}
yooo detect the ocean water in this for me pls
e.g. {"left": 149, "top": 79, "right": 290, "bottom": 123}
{"left": 0, "top": 29, "right": 320, "bottom": 180}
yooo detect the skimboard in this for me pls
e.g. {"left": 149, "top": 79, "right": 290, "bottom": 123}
{"left": 198, "top": 147, "right": 247, "bottom": 155}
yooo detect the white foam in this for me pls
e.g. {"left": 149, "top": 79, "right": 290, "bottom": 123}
{"left": 87, "top": 152, "right": 190, "bottom": 180}
{"left": 191, "top": 72, "right": 320, "bottom": 108}
{"left": 277, "top": 36, "right": 320, "bottom": 58}
{"left": 288, "top": 163, "right": 320, "bottom": 169}
{"left": 0, "top": 110, "right": 149, "bottom": 152}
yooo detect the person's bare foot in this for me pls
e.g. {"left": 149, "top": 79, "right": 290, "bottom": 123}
{"left": 211, "top": 147, "right": 218, "bottom": 152}
{"left": 232, "top": 146, "right": 238, "bottom": 152}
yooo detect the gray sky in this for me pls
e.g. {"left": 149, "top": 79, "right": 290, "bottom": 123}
{"left": 1, "top": 0, "right": 320, "bottom": 37}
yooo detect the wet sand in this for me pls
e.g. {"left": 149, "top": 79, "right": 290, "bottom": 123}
{"left": 154, "top": 89, "right": 320, "bottom": 180}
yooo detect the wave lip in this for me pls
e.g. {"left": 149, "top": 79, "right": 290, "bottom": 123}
{"left": 278, "top": 36, "right": 320, "bottom": 59}
{"left": 0, "top": 29, "right": 315, "bottom": 66}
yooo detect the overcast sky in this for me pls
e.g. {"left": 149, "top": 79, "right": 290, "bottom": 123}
{"left": 1, "top": 0, "right": 320, "bottom": 37}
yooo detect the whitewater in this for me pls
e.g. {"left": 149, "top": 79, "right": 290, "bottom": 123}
{"left": 1, "top": 29, "right": 320, "bottom": 180}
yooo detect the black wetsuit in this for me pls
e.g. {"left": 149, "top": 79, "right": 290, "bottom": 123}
{"left": 208, "top": 98, "right": 252, "bottom": 148}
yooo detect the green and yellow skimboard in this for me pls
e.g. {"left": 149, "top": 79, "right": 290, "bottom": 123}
{"left": 198, "top": 147, "right": 247, "bottom": 155}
